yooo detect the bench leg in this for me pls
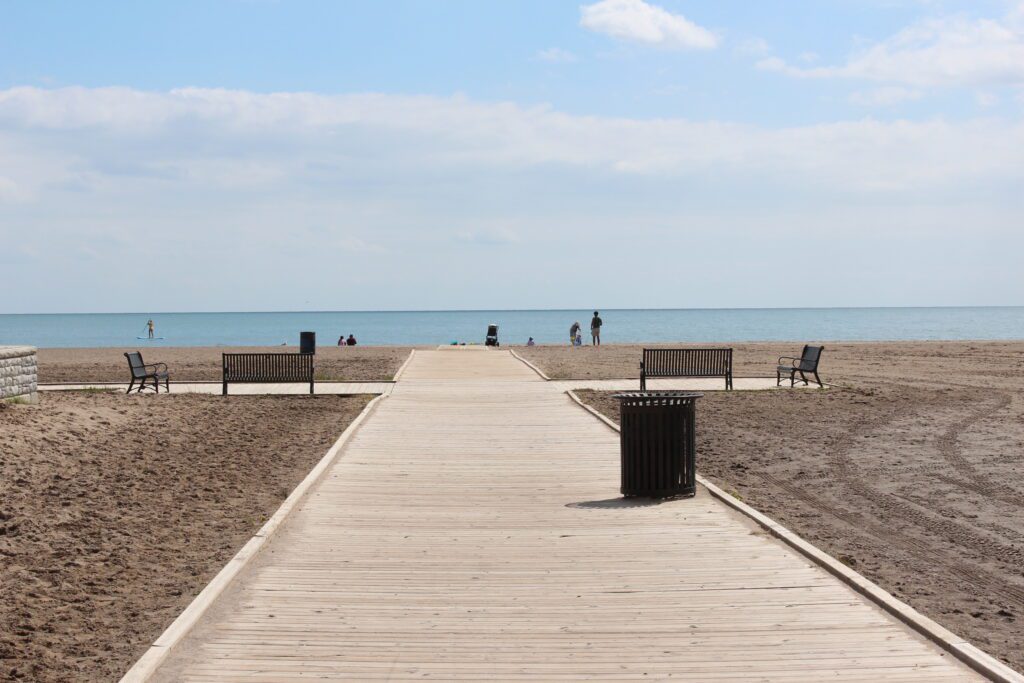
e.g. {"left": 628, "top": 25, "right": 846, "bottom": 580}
{"left": 222, "top": 381, "right": 228, "bottom": 396}
{"left": 127, "top": 378, "right": 135, "bottom": 394}
{"left": 814, "top": 371, "right": 823, "bottom": 388}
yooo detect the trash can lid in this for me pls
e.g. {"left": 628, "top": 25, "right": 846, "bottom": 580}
{"left": 612, "top": 391, "right": 704, "bottom": 400}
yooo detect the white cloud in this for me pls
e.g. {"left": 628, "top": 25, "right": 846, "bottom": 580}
{"left": 975, "top": 90, "right": 999, "bottom": 107}
{"left": 734, "top": 38, "right": 770, "bottom": 57}
{"left": 759, "top": 4, "right": 1024, "bottom": 88}
{"left": 1, "top": 86, "right": 1022, "bottom": 196}
{"left": 2, "top": 86, "right": 1022, "bottom": 312}
{"left": 579, "top": 0, "right": 718, "bottom": 50}
{"left": 849, "top": 86, "right": 924, "bottom": 106}
{"left": 536, "top": 47, "right": 579, "bottom": 63}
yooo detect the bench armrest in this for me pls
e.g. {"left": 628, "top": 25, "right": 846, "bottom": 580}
{"left": 777, "top": 356, "right": 801, "bottom": 367}
{"left": 145, "top": 362, "right": 168, "bottom": 373}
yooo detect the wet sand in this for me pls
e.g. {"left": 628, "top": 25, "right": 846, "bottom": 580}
{"left": 36, "top": 346, "right": 414, "bottom": 384}
{"left": 0, "top": 392, "right": 372, "bottom": 681}
{"left": 557, "top": 340, "right": 1024, "bottom": 671}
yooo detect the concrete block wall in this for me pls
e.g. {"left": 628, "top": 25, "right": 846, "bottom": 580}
{"left": 0, "top": 346, "right": 38, "bottom": 403}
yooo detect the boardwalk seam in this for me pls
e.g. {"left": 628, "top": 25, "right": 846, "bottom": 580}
{"left": 118, "top": 392, "right": 389, "bottom": 683}
{"left": 564, "top": 389, "right": 1023, "bottom": 683}
{"left": 508, "top": 348, "right": 551, "bottom": 380}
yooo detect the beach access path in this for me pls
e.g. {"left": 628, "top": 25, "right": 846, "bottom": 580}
{"left": 145, "top": 347, "right": 981, "bottom": 681}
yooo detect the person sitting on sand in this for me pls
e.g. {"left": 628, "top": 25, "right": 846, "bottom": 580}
{"left": 569, "top": 321, "right": 580, "bottom": 346}
{"left": 590, "top": 311, "right": 602, "bottom": 346}
{"left": 527, "top": 337, "right": 535, "bottom": 346}
{"left": 346, "top": 334, "right": 357, "bottom": 346}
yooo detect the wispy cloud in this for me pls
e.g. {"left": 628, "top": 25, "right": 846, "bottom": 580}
{"left": 1, "top": 86, "right": 1022, "bottom": 196}
{"left": 579, "top": 0, "right": 718, "bottom": 50}
{"left": 2, "top": 86, "right": 1022, "bottom": 312}
{"left": 536, "top": 47, "right": 579, "bottom": 63}
{"left": 757, "top": 3, "right": 1024, "bottom": 88}
{"left": 849, "top": 86, "right": 924, "bottom": 106}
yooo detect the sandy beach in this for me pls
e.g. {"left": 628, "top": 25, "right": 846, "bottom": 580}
{"left": 5, "top": 339, "right": 1024, "bottom": 676}
{"left": 522, "top": 340, "right": 1024, "bottom": 671}
{"left": 0, "top": 391, "right": 372, "bottom": 681}
{"left": 36, "top": 346, "right": 414, "bottom": 384}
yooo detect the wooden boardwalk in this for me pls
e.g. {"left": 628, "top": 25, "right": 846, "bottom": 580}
{"left": 152, "top": 348, "right": 980, "bottom": 681}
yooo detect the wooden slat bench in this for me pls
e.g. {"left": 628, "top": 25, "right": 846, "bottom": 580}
{"left": 640, "top": 348, "right": 733, "bottom": 391}
{"left": 222, "top": 353, "right": 314, "bottom": 395}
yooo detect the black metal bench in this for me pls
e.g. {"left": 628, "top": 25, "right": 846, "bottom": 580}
{"left": 222, "top": 353, "right": 315, "bottom": 395}
{"left": 125, "top": 351, "right": 169, "bottom": 394}
{"left": 777, "top": 345, "right": 824, "bottom": 387}
{"left": 640, "top": 348, "right": 733, "bottom": 391}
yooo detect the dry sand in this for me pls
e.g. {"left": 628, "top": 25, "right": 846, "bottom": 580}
{"left": 36, "top": 346, "right": 413, "bottom": 384}
{"left": 0, "top": 391, "right": 372, "bottom": 681}
{"left": 557, "top": 340, "right": 1024, "bottom": 671}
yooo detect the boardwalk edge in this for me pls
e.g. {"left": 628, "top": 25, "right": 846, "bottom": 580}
{"left": 508, "top": 348, "right": 551, "bottom": 380}
{"left": 392, "top": 349, "right": 416, "bottom": 381}
{"left": 118, "top": 392, "right": 389, "bottom": 683}
{"left": 564, "top": 389, "right": 1023, "bottom": 683}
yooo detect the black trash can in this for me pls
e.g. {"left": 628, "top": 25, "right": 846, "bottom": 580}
{"left": 613, "top": 392, "right": 702, "bottom": 498}
{"left": 300, "top": 331, "right": 316, "bottom": 354}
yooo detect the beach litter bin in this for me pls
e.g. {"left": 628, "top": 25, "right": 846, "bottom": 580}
{"left": 300, "top": 331, "right": 316, "bottom": 354}
{"left": 613, "top": 392, "right": 702, "bottom": 498}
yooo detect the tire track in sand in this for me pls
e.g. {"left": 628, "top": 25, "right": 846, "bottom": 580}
{"left": 933, "top": 392, "right": 1024, "bottom": 506}
{"left": 752, "top": 397, "right": 1024, "bottom": 610}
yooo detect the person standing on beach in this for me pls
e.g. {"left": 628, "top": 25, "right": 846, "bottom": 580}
{"left": 147, "top": 319, "right": 155, "bottom": 339}
{"left": 590, "top": 311, "right": 602, "bottom": 346}
{"left": 569, "top": 321, "right": 581, "bottom": 346}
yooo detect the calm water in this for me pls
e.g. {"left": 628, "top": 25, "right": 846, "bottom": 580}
{"left": 1, "top": 308, "right": 1023, "bottom": 348}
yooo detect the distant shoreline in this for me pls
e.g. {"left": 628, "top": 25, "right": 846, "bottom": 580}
{"left": 5, "top": 307, "right": 1024, "bottom": 348}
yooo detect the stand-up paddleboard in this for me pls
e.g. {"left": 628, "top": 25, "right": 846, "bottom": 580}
{"left": 136, "top": 337, "right": 166, "bottom": 340}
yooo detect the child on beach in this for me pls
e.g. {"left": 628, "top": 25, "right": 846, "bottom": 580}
{"left": 569, "top": 321, "right": 580, "bottom": 346}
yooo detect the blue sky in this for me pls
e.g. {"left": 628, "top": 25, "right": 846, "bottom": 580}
{"left": 1, "top": 0, "right": 1023, "bottom": 312}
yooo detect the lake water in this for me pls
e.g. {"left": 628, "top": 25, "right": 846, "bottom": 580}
{"left": 1, "top": 307, "right": 1023, "bottom": 348}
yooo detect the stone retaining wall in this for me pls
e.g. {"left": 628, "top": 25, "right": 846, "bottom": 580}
{"left": 0, "top": 346, "right": 38, "bottom": 403}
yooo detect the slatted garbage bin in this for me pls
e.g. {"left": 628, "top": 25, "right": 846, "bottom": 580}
{"left": 613, "top": 392, "right": 702, "bottom": 498}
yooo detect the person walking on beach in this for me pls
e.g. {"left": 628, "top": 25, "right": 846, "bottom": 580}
{"left": 569, "top": 321, "right": 581, "bottom": 346}
{"left": 590, "top": 311, "right": 602, "bottom": 346}
{"left": 147, "top": 319, "right": 155, "bottom": 339}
